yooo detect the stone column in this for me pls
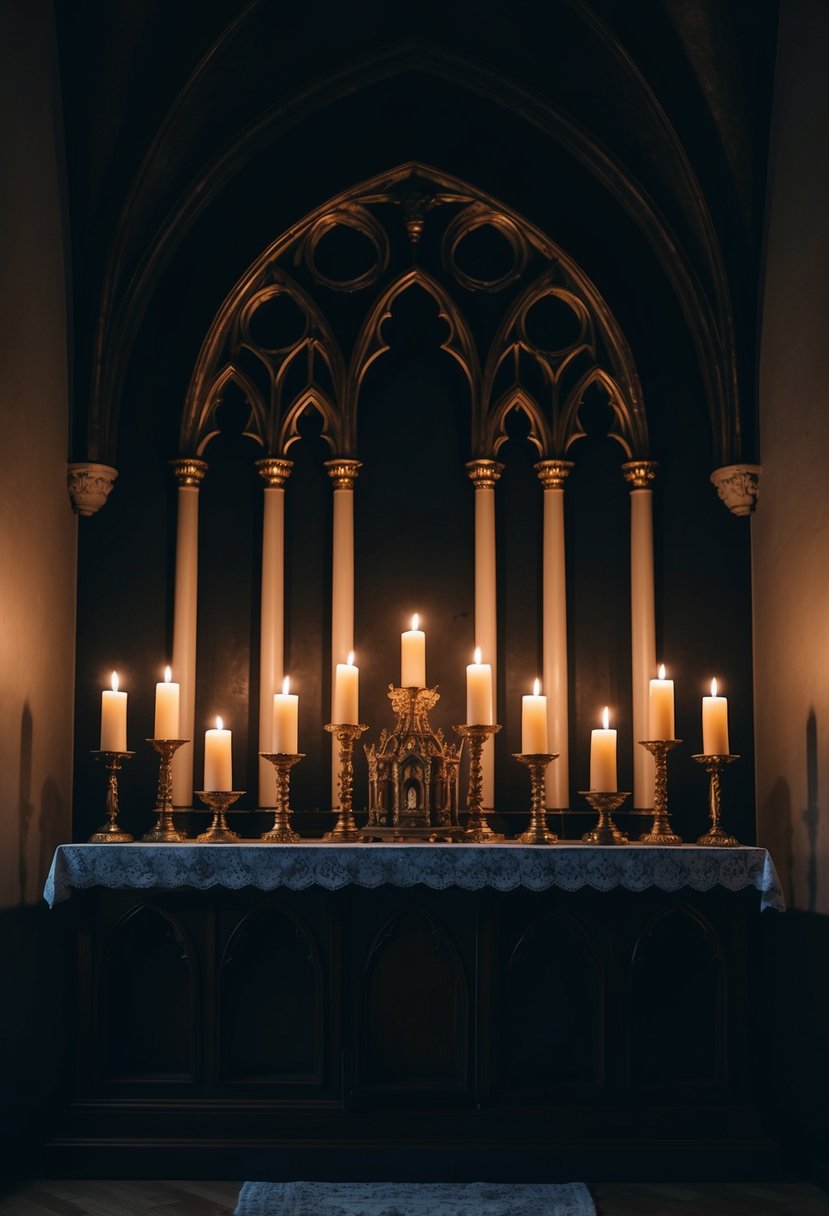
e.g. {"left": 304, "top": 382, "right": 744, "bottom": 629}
{"left": 325, "top": 458, "right": 362, "bottom": 808}
{"left": 535, "top": 459, "right": 574, "bottom": 809}
{"left": 256, "top": 457, "right": 293, "bottom": 806}
{"left": 622, "top": 460, "right": 658, "bottom": 810}
{"left": 170, "top": 458, "right": 208, "bottom": 806}
{"left": 465, "top": 459, "right": 503, "bottom": 809}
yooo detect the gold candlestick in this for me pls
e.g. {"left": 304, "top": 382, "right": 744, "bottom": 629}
{"left": 693, "top": 753, "right": 741, "bottom": 846}
{"left": 513, "top": 753, "right": 560, "bottom": 844}
{"left": 579, "top": 789, "right": 630, "bottom": 844}
{"left": 194, "top": 790, "right": 244, "bottom": 842}
{"left": 324, "top": 723, "right": 368, "bottom": 841}
{"left": 259, "top": 753, "right": 304, "bottom": 842}
{"left": 454, "top": 723, "right": 503, "bottom": 841}
{"left": 638, "top": 738, "right": 684, "bottom": 845}
{"left": 143, "top": 739, "right": 189, "bottom": 842}
{"left": 88, "top": 750, "right": 135, "bottom": 843}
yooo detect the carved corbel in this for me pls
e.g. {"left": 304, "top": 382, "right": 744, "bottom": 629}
{"left": 710, "top": 464, "right": 762, "bottom": 516}
{"left": 67, "top": 462, "right": 118, "bottom": 516}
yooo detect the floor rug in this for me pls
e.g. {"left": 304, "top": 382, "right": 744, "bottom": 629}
{"left": 234, "top": 1180, "right": 595, "bottom": 1216}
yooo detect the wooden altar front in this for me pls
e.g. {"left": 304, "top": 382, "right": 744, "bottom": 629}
{"left": 44, "top": 844, "right": 783, "bottom": 1181}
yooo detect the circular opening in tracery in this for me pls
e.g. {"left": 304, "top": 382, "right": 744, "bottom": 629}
{"left": 523, "top": 293, "right": 584, "bottom": 353}
{"left": 309, "top": 222, "right": 384, "bottom": 289}
{"left": 245, "top": 292, "right": 308, "bottom": 352}
{"left": 452, "top": 222, "right": 519, "bottom": 288}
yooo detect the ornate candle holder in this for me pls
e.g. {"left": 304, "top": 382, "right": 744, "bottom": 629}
{"left": 194, "top": 790, "right": 245, "bottom": 842}
{"left": 637, "top": 739, "right": 684, "bottom": 845}
{"left": 692, "top": 753, "right": 742, "bottom": 847}
{"left": 454, "top": 723, "right": 503, "bottom": 842}
{"left": 579, "top": 790, "right": 630, "bottom": 845}
{"left": 88, "top": 750, "right": 135, "bottom": 843}
{"left": 259, "top": 753, "right": 304, "bottom": 842}
{"left": 325, "top": 723, "right": 369, "bottom": 841}
{"left": 513, "top": 753, "right": 560, "bottom": 844}
{"left": 143, "top": 739, "right": 189, "bottom": 842}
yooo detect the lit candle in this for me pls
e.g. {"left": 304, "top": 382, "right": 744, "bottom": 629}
{"left": 100, "top": 671, "right": 127, "bottom": 752}
{"left": 273, "top": 675, "right": 299, "bottom": 754}
{"left": 154, "top": 665, "right": 180, "bottom": 739}
{"left": 522, "top": 678, "right": 548, "bottom": 753}
{"left": 648, "top": 663, "right": 675, "bottom": 740}
{"left": 334, "top": 652, "right": 359, "bottom": 724}
{"left": 702, "top": 677, "right": 730, "bottom": 755}
{"left": 466, "top": 647, "right": 493, "bottom": 725}
{"left": 401, "top": 613, "right": 426, "bottom": 687}
{"left": 204, "top": 716, "right": 232, "bottom": 791}
{"left": 590, "top": 706, "right": 617, "bottom": 791}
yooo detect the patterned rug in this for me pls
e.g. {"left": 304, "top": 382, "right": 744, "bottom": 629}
{"left": 234, "top": 1180, "right": 595, "bottom": 1215}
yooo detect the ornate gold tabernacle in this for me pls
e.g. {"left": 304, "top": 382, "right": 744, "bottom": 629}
{"left": 364, "top": 685, "right": 463, "bottom": 840}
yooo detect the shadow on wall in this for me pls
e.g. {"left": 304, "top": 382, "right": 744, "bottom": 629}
{"left": 18, "top": 703, "right": 34, "bottom": 906}
{"left": 760, "top": 776, "right": 794, "bottom": 909}
{"left": 18, "top": 703, "right": 67, "bottom": 907}
{"left": 804, "top": 707, "right": 819, "bottom": 913}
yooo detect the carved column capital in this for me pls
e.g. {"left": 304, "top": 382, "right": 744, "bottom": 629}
{"left": 324, "top": 458, "right": 362, "bottom": 490}
{"left": 465, "top": 459, "right": 504, "bottom": 489}
{"left": 170, "top": 458, "right": 208, "bottom": 487}
{"left": 710, "top": 464, "right": 761, "bottom": 516}
{"left": 67, "top": 462, "right": 118, "bottom": 516}
{"left": 256, "top": 457, "right": 294, "bottom": 488}
{"left": 535, "top": 459, "right": 574, "bottom": 490}
{"left": 622, "top": 460, "right": 659, "bottom": 490}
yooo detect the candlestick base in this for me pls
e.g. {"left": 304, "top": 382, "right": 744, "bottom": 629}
{"left": 454, "top": 724, "right": 503, "bottom": 842}
{"left": 324, "top": 724, "right": 368, "bottom": 841}
{"left": 637, "top": 739, "right": 684, "bottom": 845}
{"left": 693, "top": 754, "right": 741, "bottom": 847}
{"left": 513, "top": 753, "right": 559, "bottom": 844}
{"left": 194, "top": 790, "right": 245, "bottom": 842}
{"left": 143, "top": 739, "right": 189, "bottom": 842}
{"left": 88, "top": 751, "right": 135, "bottom": 842}
{"left": 579, "top": 790, "right": 630, "bottom": 845}
{"left": 259, "top": 753, "right": 304, "bottom": 842}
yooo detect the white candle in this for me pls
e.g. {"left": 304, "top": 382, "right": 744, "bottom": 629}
{"left": 466, "top": 647, "right": 493, "bottom": 725}
{"left": 273, "top": 675, "right": 299, "bottom": 754}
{"left": 154, "top": 665, "right": 180, "bottom": 739}
{"left": 334, "top": 652, "right": 359, "bottom": 724}
{"left": 401, "top": 613, "right": 426, "bottom": 687}
{"left": 590, "top": 706, "right": 617, "bottom": 791}
{"left": 648, "top": 663, "right": 675, "bottom": 740}
{"left": 100, "top": 671, "right": 127, "bottom": 752}
{"left": 702, "top": 677, "right": 730, "bottom": 755}
{"left": 204, "top": 716, "right": 232, "bottom": 791}
{"left": 522, "top": 678, "right": 548, "bottom": 753}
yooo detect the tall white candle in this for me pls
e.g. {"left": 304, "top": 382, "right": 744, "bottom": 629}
{"left": 154, "top": 665, "right": 180, "bottom": 739}
{"left": 702, "top": 677, "right": 730, "bottom": 755}
{"left": 522, "top": 678, "right": 548, "bottom": 753}
{"left": 273, "top": 675, "right": 299, "bottom": 754}
{"left": 590, "top": 706, "right": 617, "bottom": 791}
{"left": 401, "top": 613, "right": 426, "bottom": 687}
{"left": 466, "top": 647, "right": 493, "bottom": 725}
{"left": 334, "top": 652, "right": 359, "bottom": 724}
{"left": 648, "top": 663, "right": 675, "bottom": 740}
{"left": 101, "top": 671, "right": 127, "bottom": 752}
{"left": 204, "top": 716, "right": 232, "bottom": 791}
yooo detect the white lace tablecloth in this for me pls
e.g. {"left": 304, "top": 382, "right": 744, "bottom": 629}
{"left": 43, "top": 841, "right": 784, "bottom": 911}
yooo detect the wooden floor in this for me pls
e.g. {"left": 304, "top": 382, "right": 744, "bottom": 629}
{"left": 1, "top": 1180, "right": 829, "bottom": 1215}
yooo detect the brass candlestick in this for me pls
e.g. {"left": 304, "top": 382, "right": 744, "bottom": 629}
{"left": 88, "top": 750, "right": 135, "bottom": 843}
{"left": 693, "top": 753, "right": 741, "bottom": 846}
{"left": 259, "top": 753, "right": 304, "bottom": 842}
{"left": 325, "top": 723, "right": 368, "bottom": 841}
{"left": 579, "top": 790, "right": 630, "bottom": 844}
{"left": 454, "top": 723, "right": 503, "bottom": 841}
{"left": 638, "top": 738, "right": 684, "bottom": 845}
{"left": 143, "top": 739, "right": 189, "bottom": 842}
{"left": 513, "top": 753, "right": 560, "bottom": 844}
{"left": 194, "top": 790, "right": 245, "bottom": 842}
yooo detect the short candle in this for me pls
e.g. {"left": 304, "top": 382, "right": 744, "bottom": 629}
{"left": 648, "top": 663, "right": 675, "bottom": 739}
{"left": 466, "top": 647, "right": 493, "bottom": 725}
{"left": 273, "top": 675, "right": 299, "bottom": 754}
{"left": 334, "top": 652, "right": 359, "bottom": 725}
{"left": 401, "top": 613, "right": 426, "bottom": 688}
{"left": 154, "top": 665, "right": 180, "bottom": 739}
{"left": 590, "top": 706, "right": 617, "bottom": 792}
{"left": 204, "top": 716, "right": 233, "bottom": 791}
{"left": 100, "top": 671, "right": 128, "bottom": 752}
{"left": 522, "top": 678, "right": 548, "bottom": 753}
{"left": 702, "top": 677, "right": 730, "bottom": 755}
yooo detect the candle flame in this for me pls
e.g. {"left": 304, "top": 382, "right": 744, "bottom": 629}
{"left": 215, "top": 715, "right": 223, "bottom": 731}
{"left": 533, "top": 677, "right": 541, "bottom": 696}
{"left": 164, "top": 665, "right": 172, "bottom": 684}
{"left": 347, "top": 651, "right": 355, "bottom": 666}
{"left": 411, "top": 613, "right": 419, "bottom": 631}
{"left": 602, "top": 706, "right": 610, "bottom": 730}
{"left": 474, "top": 646, "right": 482, "bottom": 665}
{"left": 658, "top": 663, "right": 665, "bottom": 680}
{"left": 111, "top": 671, "right": 119, "bottom": 692}
{"left": 282, "top": 675, "right": 290, "bottom": 694}
{"left": 711, "top": 677, "right": 718, "bottom": 697}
